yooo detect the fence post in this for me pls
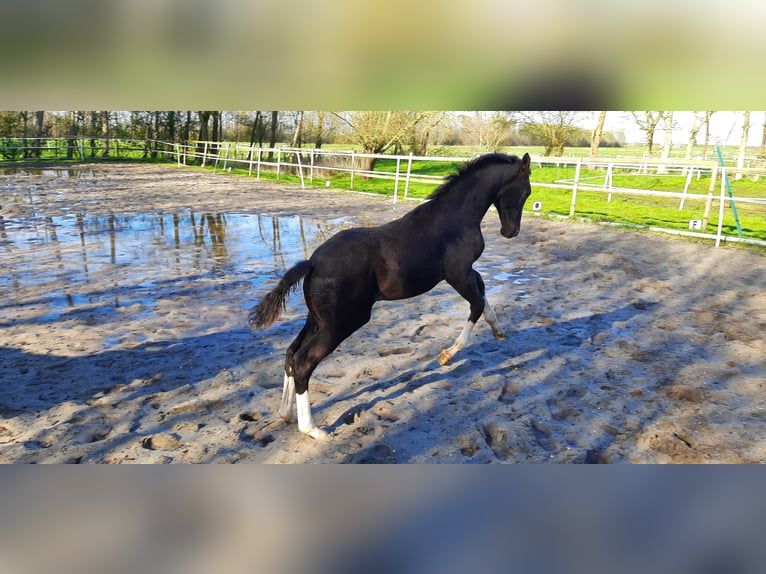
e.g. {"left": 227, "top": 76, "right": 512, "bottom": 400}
{"left": 393, "top": 157, "right": 401, "bottom": 206}
{"left": 309, "top": 149, "right": 315, "bottom": 185}
{"left": 295, "top": 151, "right": 305, "bottom": 189}
{"left": 221, "top": 142, "right": 230, "bottom": 171}
{"left": 351, "top": 151, "right": 356, "bottom": 191}
{"left": 678, "top": 167, "right": 694, "bottom": 210}
{"left": 404, "top": 152, "right": 413, "bottom": 199}
{"left": 202, "top": 142, "right": 208, "bottom": 167}
{"left": 604, "top": 161, "right": 613, "bottom": 202}
{"left": 248, "top": 145, "right": 255, "bottom": 176}
{"left": 277, "top": 148, "right": 282, "bottom": 179}
{"left": 569, "top": 158, "right": 582, "bottom": 218}
{"left": 256, "top": 148, "right": 262, "bottom": 180}
{"left": 715, "top": 167, "right": 726, "bottom": 248}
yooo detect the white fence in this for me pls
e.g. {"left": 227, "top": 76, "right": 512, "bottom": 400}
{"left": 165, "top": 140, "right": 766, "bottom": 248}
{"left": 0, "top": 137, "right": 166, "bottom": 161}
{"left": 172, "top": 140, "right": 455, "bottom": 201}
{"left": 1, "top": 137, "right": 764, "bottom": 248}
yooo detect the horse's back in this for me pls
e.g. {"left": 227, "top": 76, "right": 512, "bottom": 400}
{"left": 308, "top": 226, "right": 378, "bottom": 285}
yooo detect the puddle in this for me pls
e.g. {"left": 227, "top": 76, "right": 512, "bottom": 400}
{"left": 0, "top": 167, "right": 97, "bottom": 178}
{"left": 0, "top": 210, "right": 337, "bottom": 331}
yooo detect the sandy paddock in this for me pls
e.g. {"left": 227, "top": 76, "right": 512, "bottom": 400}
{"left": 0, "top": 163, "right": 764, "bottom": 463}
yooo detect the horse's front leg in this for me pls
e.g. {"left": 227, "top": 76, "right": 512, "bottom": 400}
{"left": 482, "top": 296, "right": 505, "bottom": 340}
{"left": 438, "top": 269, "right": 502, "bottom": 365}
{"left": 437, "top": 319, "right": 477, "bottom": 365}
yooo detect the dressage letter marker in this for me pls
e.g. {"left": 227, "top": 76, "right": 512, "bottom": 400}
{"left": 249, "top": 153, "right": 532, "bottom": 439}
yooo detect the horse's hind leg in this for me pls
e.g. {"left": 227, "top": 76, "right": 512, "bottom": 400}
{"left": 291, "top": 327, "right": 342, "bottom": 440}
{"left": 291, "top": 305, "right": 373, "bottom": 439}
{"left": 280, "top": 315, "right": 317, "bottom": 421}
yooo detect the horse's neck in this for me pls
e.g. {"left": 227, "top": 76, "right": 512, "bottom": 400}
{"left": 451, "top": 179, "right": 497, "bottom": 223}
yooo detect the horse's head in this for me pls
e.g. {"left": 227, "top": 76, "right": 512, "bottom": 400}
{"left": 494, "top": 152, "right": 532, "bottom": 238}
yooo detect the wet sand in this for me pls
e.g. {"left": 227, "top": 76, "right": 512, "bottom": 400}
{"left": 1, "top": 163, "right": 764, "bottom": 463}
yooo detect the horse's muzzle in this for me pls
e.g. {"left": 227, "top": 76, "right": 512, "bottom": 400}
{"left": 501, "top": 226, "right": 519, "bottom": 238}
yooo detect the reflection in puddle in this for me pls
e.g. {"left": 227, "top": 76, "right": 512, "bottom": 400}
{"left": 0, "top": 168, "right": 97, "bottom": 178}
{"left": 0, "top": 210, "right": 337, "bottom": 328}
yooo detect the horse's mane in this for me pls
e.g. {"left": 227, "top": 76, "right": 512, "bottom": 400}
{"left": 427, "top": 153, "right": 520, "bottom": 201}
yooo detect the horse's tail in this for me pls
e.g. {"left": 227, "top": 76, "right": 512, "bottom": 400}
{"left": 248, "top": 260, "right": 313, "bottom": 330}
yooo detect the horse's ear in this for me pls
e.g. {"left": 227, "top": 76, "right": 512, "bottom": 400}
{"left": 521, "top": 152, "right": 531, "bottom": 171}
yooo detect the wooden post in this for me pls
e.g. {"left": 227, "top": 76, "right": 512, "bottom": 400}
{"left": 256, "top": 148, "right": 262, "bottom": 180}
{"left": 351, "top": 151, "right": 356, "bottom": 191}
{"left": 202, "top": 142, "right": 208, "bottom": 168}
{"left": 709, "top": 164, "right": 718, "bottom": 193}
{"left": 702, "top": 190, "right": 714, "bottom": 230}
{"left": 276, "top": 148, "right": 282, "bottom": 179}
{"left": 569, "top": 158, "right": 582, "bottom": 218}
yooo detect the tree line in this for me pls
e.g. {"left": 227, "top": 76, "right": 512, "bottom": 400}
{"left": 1, "top": 111, "right": 762, "bottom": 162}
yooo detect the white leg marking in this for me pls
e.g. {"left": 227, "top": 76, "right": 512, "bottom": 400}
{"left": 438, "top": 320, "right": 475, "bottom": 365}
{"left": 296, "top": 390, "right": 328, "bottom": 440}
{"left": 278, "top": 372, "right": 295, "bottom": 421}
{"left": 483, "top": 297, "right": 504, "bottom": 339}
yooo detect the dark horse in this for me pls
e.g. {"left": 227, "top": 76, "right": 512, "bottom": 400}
{"left": 249, "top": 152, "right": 532, "bottom": 439}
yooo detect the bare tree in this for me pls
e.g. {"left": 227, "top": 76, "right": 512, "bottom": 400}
{"left": 34, "top": 111, "right": 45, "bottom": 158}
{"left": 291, "top": 111, "right": 304, "bottom": 148}
{"left": 198, "top": 111, "right": 212, "bottom": 141}
{"left": 344, "top": 111, "right": 437, "bottom": 172}
{"left": 66, "top": 111, "right": 79, "bottom": 160}
{"left": 655, "top": 112, "right": 675, "bottom": 173}
{"left": 685, "top": 112, "right": 705, "bottom": 160}
{"left": 310, "top": 111, "right": 327, "bottom": 149}
{"left": 101, "top": 111, "right": 110, "bottom": 157}
{"left": 267, "top": 111, "right": 279, "bottom": 161}
{"left": 701, "top": 111, "right": 715, "bottom": 160}
{"left": 631, "top": 111, "right": 666, "bottom": 157}
{"left": 735, "top": 111, "right": 751, "bottom": 180}
{"left": 211, "top": 111, "right": 221, "bottom": 143}
{"left": 590, "top": 111, "right": 607, "bottom": 157}
{"left": 521, "top": 111, "right": 582, "bottom": 157}
{"left": 460, "top": 112, "right": 514, "bottom": 152}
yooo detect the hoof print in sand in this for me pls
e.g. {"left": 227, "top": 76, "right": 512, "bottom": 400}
{"left": 141, "top": 433, "right": 182, "bottom": 450}
{"left": 351, "top": 443, "right": 396, "bottom": 463}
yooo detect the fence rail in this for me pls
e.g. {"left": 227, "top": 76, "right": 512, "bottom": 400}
{"left": 1, "top": 137, "right": 764, "bottom": 248}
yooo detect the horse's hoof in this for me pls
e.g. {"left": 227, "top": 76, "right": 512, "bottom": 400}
{"left": 278, "top": 409, "right": 294, "bottom": 422}
{"left": 494, "top": 332, "right": 505, "bottom": 340}
{"left": 437, "top": 350, "right": 452, "bottom": 365}
{"left": 307, "top": 427, "right": 329, "bottom": 440}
